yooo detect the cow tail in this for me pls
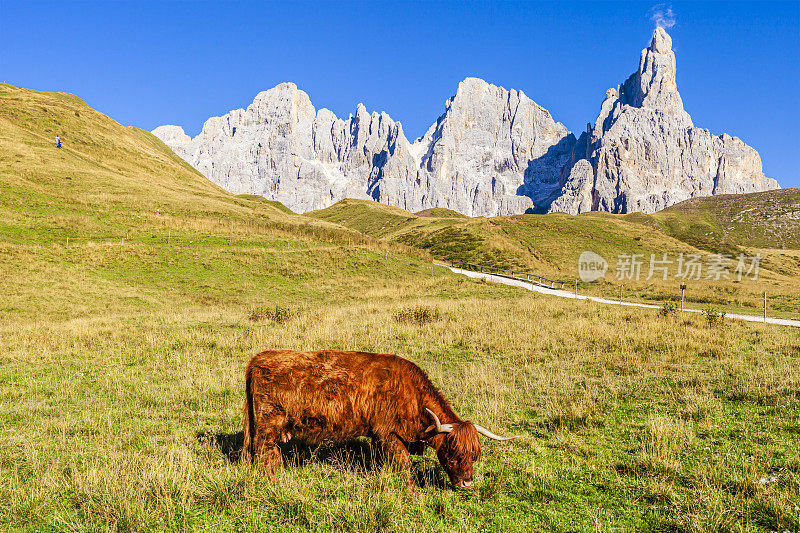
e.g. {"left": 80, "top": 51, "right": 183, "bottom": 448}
{"left": 242, "top": 364, "right": 255, "bottom": 463}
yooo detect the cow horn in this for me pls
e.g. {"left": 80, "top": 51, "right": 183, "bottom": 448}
{"left": 474, "top": 424, "right": 518, "bottom": 441}
{"left": 425, "top": 408, "right": 453, "bottom": 433}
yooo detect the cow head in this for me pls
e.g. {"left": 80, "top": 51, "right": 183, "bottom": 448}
{"left": 424, "top": 408, "right": 515, "bottom": 488}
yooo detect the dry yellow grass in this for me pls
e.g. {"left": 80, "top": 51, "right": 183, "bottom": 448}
{"left": 1, "top": 82, "right": 798, "bottom": 531}
{"left": 1, "top": 269, "right": 798, "bottom": 531}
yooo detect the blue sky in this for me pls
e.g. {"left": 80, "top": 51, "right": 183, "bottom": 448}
{"left": 2, "top": 1, "right": 798, "bottom": 187}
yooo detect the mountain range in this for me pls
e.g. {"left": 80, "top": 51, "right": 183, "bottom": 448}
{"left": 153, "top": 27, "right": 779, "bottom": 216}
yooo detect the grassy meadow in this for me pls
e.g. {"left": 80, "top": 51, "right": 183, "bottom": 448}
{"left": 1, "top": 83, "right": 799, "bottom": 531}
{"left": 309, "top": 198, "right": 800, "bottom": 320}
{"left": 2, "top": 244, "right": 799, "bottom": 532}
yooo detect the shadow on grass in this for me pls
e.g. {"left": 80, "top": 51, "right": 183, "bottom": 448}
{"left": 196, "top": 430, "right": 450, "bottom": 489}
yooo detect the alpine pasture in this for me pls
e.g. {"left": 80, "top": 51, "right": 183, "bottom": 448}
{"left": 1, "top": 84, "right": 798, "bottom": 532}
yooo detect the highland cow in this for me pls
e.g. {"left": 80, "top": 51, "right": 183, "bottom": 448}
{"left": 242, "top": 349, "right": 515, "bottom": 489}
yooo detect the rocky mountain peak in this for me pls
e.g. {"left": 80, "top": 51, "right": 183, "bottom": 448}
{"left": 404, "top": 76, "right": 574, "bottom": 215}
{"left": 623, "top": 27, "right": 688, "bottom": 122}
{"left": 550, "top": 27, "right": 778, "bottom": 215}
{"left": 154, "top": 29, "right": 778, "bottom": 217}
{"left": 650, "top": 26, "right": 672, "bottom": 53}
{"left": 152, "top": 125, "right": 190, "bottom": 147}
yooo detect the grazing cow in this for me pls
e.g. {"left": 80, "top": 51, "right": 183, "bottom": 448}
{"left": 242, "top": 349, "right": 515, "bottom": 489}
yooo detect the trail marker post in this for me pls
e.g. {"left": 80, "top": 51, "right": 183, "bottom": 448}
{"left": 680, "top": 282, "right": 686, "bottom": 311}
{"left": 764, "top": 292, "right": 767, "bottom": 323}
{"left": 66, "top": 236, "right": 69, "bottom": 248}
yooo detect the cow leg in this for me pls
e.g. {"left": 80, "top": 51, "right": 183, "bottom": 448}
{"left": 385, "top": 434, "right": 414, "bottom": 490}
{"left": 252, "top": 406, "right": 287, "bottom": 477}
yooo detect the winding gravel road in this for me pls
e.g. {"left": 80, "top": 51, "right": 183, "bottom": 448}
{"left": 446, "top": 266, "right": 800, "bottom": 329}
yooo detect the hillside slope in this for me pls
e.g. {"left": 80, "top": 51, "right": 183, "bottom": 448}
{"left": 626, "top": 189, "right": 800, "bottom": 251}
{"left": 0, "top": 83, "right": 300, "bottom": 243}
{"left": 310, "top": 200, "right": 711, "bottom": 275}
{"left": 310, "top": 198, "right": 800, "bottom": 317}
{"left": 0, "top": 84, "right": 419, "bottom": 321}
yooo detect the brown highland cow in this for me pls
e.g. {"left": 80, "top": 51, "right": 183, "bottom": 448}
{"left": 242, "top": 350, "right": 515, "bottom": 489}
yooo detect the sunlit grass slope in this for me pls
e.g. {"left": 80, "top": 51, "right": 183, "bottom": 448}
{"left": 0, "top": 84, "right": 420, "bottom": 320}
{"left": 0, "top": 82, "right": 320, "bottom": 244}
{"left": 309, "top": 199, "right": 800, "bottom": 318}
{"left": 0, "top": 84, "right": 798, "bottom": 532}
{"left": 627, "top": 189, "right": 800, "bottom": 252}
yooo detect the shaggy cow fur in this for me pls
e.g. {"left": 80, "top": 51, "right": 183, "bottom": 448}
{"left": 242, "top": 349, "right": 492, "bottom": 488}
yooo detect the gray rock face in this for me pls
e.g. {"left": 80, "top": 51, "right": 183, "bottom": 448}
{"left": 154, "top": 79, "right": 573, "bottom": 215}
{"left": 549, "top": 27, "right": 778, "bottom": 215}
{"left": 393, "top": 78, "right": 574, "bottom": 216}
{"left": 154, "top": 83, "right": 413, "bottom": 212}
{"left": 152, "top": 125, "right": 191, "bottom": 149}
{"left": 154, "top": 28, "right": 779, "bottom": 216}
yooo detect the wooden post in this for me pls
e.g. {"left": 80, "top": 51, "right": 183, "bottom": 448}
{"left": 680, "top": 282, "right": 686, "bottom": 312}
{"left": 66, "top": 236, "right": 69, "bottom": 248}
{"left": 764, "top": 291, "right": 767, "bottom": 323}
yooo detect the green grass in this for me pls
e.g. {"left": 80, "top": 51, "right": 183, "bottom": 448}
{"left": 627, "top": 189, "right": 800, "bottom": 251}
{"left": 1, "top": 83, "right": 799, "bottom": 532}
{"left": 2, "top": 262, "right": 798, "bottom": 531}
{"left": 309, "top": 199, "right": 800, "bottom": 319}
{"left": 415, "top": 208, "right": 468, "bottom": 219}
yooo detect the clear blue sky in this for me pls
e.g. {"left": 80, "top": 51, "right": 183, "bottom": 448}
{"left": 2, "top": 1, "right": 798, "bottom": 187}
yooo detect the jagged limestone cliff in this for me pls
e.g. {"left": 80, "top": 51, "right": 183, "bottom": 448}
{"left": 549, "top": 27, "right": 778, "bottom": 215}
{"left": 154, "top": 28, "right": 779, "bottom": 216}
{"left": 154, "top": 78, "right": 573, "bottom": 215}
{"left": 155, "top": 84, "right": 412, "bottom": 213}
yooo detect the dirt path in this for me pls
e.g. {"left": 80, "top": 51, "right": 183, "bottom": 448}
{"left": 446, "top": 266, "right": 800, "bottom": 329}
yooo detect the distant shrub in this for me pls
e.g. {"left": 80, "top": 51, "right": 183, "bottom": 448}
{"left": 394, "top": 305, "right": 440, "bottom": 326}
{"left": 660, "top": 299, "right": 679, "bottom": 317}
{"left": 249, "top": 305, "right": 295, "bottom": 324}
{"left": 702, "top": 305, "right": 726, "bottom": 326}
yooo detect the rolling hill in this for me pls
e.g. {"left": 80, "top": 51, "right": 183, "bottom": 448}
{"left": 0, "top": 84, "right": 423, "bottom": 322}
{"left": 626, "top": 189, "right": 800, "bottom": 251}
{"left": 309, "top": 198, "right": 800, "bottom": 317}
{"left": 0, "top": 82, "right": 309, "bottom": 244}
{"left": 1, "top": 83, "right": 798, "bottom": 532}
